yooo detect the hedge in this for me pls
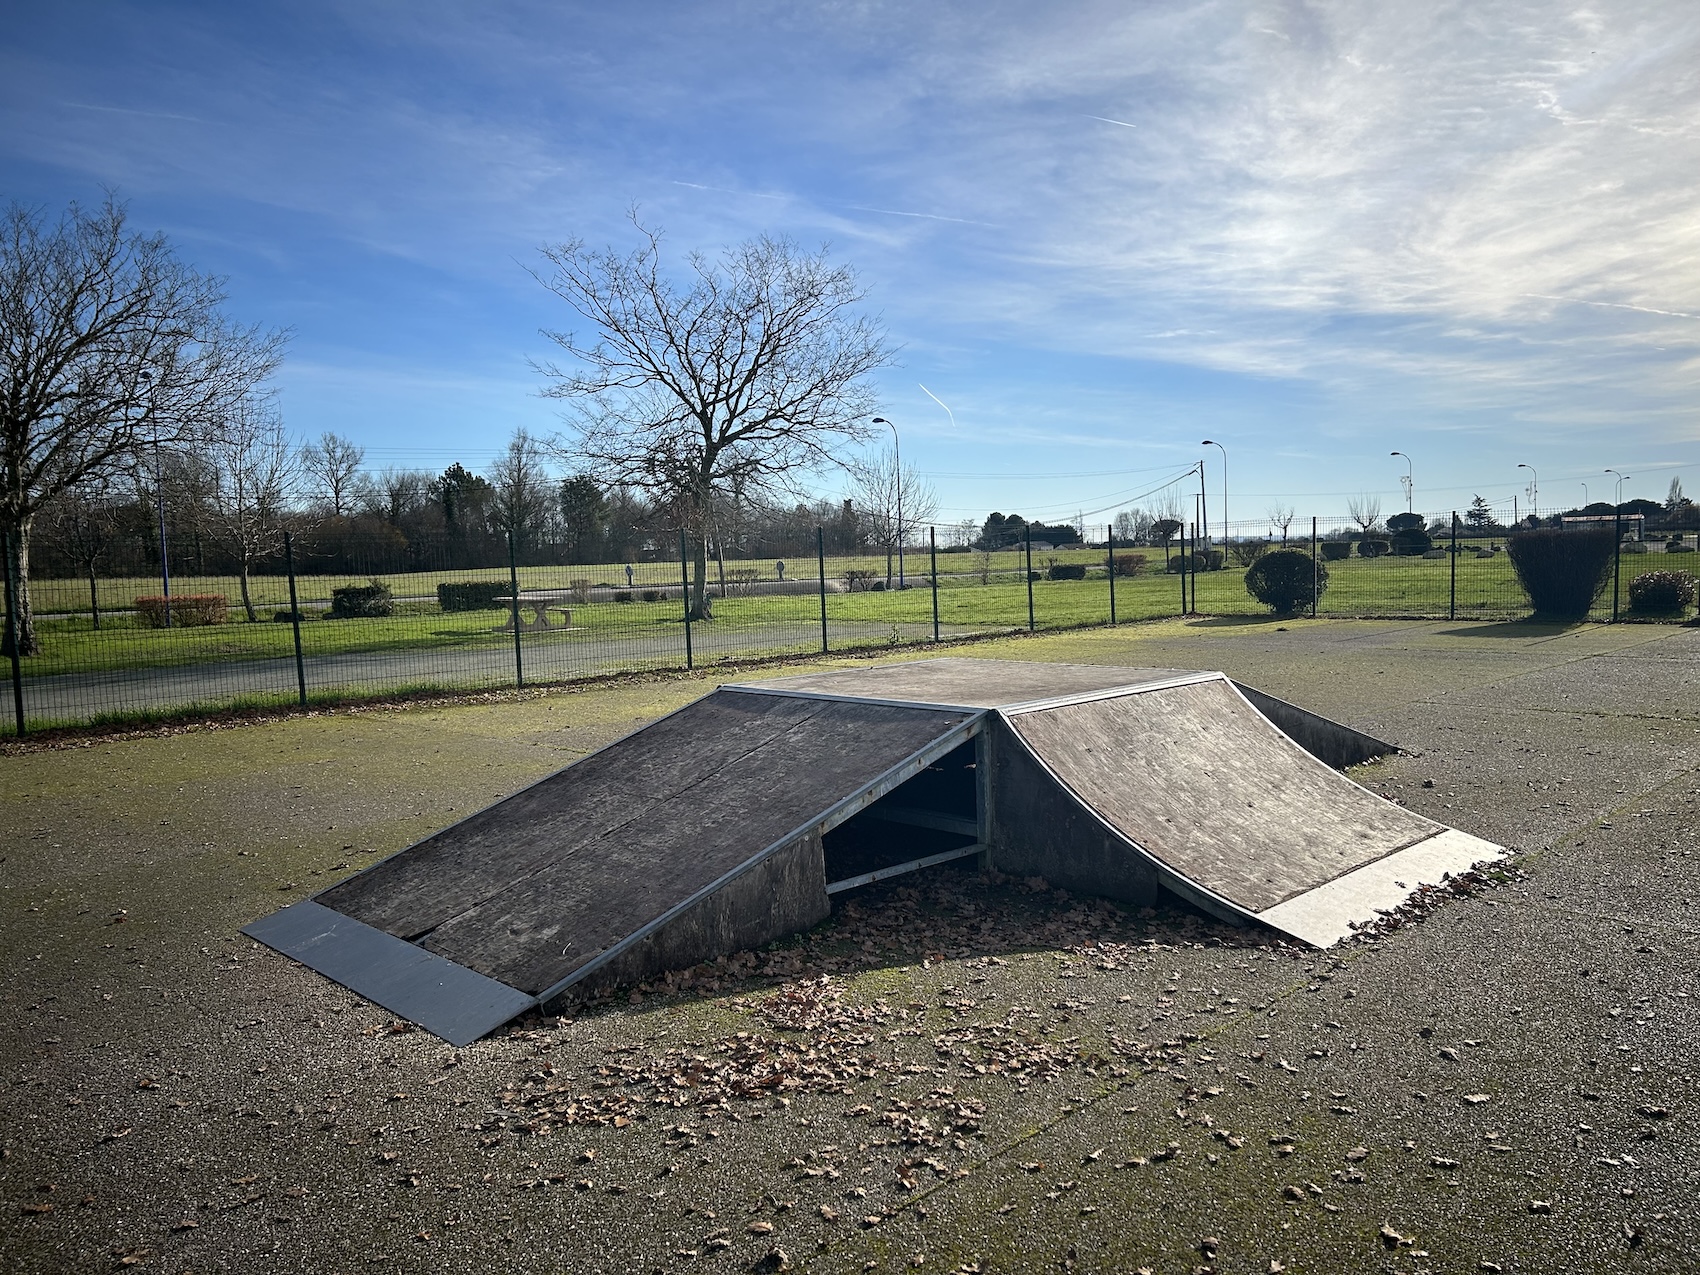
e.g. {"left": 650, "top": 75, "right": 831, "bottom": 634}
{"left": 329, "top": 579, "right": 394, "bottom": 619}
{"left": 133, "top": 593, "right": 229, "bottom": 628}
{"left": 437, "top": 580, "right": 508, "bottom": 612}
{"left": 1505, "top": 529, "right": 1615, "bottom": 619}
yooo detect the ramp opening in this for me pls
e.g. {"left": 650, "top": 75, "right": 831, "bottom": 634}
{"left": 824, "top": 738, "right": 981, "bottom": 892}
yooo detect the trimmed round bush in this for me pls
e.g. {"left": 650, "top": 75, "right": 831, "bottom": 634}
{"left": 1320, "top": 541, "right": 1352, "bottom": 561}
{"left": 1244, "top": 548, "right": 1327, "bottom": 615}
{"left": 1628, "top": 570, "right": 1696, "bottom": 614}
{"left": 1390, "top": 527, "right": 1433, "bottom": 556}
{"left": 1356, "top": 538, "right": 1391, "bottom": 558}
{"left": 1505, "top": 528, "right": 1615, "bottom": 619}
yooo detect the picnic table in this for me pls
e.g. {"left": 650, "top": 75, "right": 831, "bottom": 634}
{"left": 495, "top": 590, "right": 575, "bottom": 632}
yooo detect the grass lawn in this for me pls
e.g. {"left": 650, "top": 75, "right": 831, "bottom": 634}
{"left": 18, "top": 541, "right": 1679, "bottom": 687}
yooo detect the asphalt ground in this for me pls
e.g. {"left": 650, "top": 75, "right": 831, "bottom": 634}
{"left": 2, "top": 617, "right": 1697, "bottom": 1274}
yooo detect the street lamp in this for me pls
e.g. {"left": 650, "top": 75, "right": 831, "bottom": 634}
{"left": 871, "top": 416, "right": 904, "bottom": 589}
{"left": 1390, "top": 451, "right": 1413, "bottom": 513}
{"left": 1580, "top": 481, "right": 1588, "bottom": 507}
{"left": 1202, "top": 440, "right": 1227, "bottom": 546}
{"left": 1517, "top": 463, "right": 1538, "bottom": 520}
{"left": 1605, "top": 468, "right": 1628, "bottom": 505}
{"left": 139, "top": 369, "right": 173, "bottom": 627}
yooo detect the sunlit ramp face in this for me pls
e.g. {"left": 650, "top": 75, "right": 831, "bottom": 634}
{"left": 244, "top": 658, "right": 1504, "bottom": 1044}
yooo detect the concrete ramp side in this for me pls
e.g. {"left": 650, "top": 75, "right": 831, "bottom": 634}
{"left": 998, "top": 676, "right": 1502, "bottom": 943}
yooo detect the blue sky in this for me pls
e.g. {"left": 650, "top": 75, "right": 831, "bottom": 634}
{"left": 4, "top": 0, "right": 1697, "bottom": 532}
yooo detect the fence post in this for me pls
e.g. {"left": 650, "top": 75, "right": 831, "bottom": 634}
{"left": 1612, "top": 506, "right": 1622, "bottom": 622}
{"left": 1025, "top": 524, "right": 1035, "bottom": 631}
{"left": 507, "top": 530, "right": 525, "bottom": 687}
{"left": 284, "top": 531, "right": 308, "bottom": 708}
{"left": 1311, "top": 517, "right": 1318, "bottom": 619}
{"left": 1449, "top": 512, "right": 1458, "bottom": 621}
{"left": 2, "top": 528, "right": 24, "bottom": 738}
{"left": 679, "top": 529, "right": 694, "bottom": 669}
{"left": 929, "top": 526, "right": 940, "bottom": 643}
{"left": 1106, "top": 524, "right": 1117, "bottom": 625}
{"left": 817, "top": 527, "right": 828, "bottom": 654}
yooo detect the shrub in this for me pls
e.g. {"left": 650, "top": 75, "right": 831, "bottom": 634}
{"left": 641, "top": 589, "right": 665, "bottom": 602}
{"left": 1628, "top": 570, "right": 1695, "bottom": 614}
{"left": 134, "top": 594, "right": 228, "bottom": 627}
{"left": 613, "top": 590, "right": 633, "bottom": 603}
{"left": 1230, "top": 540, "right": 1271, "bottom": 567}
{"left": 569, "top": 578, "right": 594, "bottom": 604}
{"left": 132, "top": 595, "right": 170, "bottom": 628}
{"left": 1112, "top": 553, "right": 1147, "bottom": 577}
{"left": 271, "top": 608, "right": 317, "bottom": 623}
{"left": 1166, "top": 552, "right": 1208, "bottom": 574}
{"left": 1356, "top": 538, "right": 1391, "bottom": 558}
{"left": 329, "top": 579, "right": 394, "bottom": 619}
{"left": 1244, "top": 548, "right": 1326, "bottom": 615}
{"left": 174, "top": 594, "right": 229, "bottom": 626}
{"left": 437, "top": 581, "right": 507, "bottom": 612}
{"left": 1047, "top": 563, "right": 1086, "bottom": 581}
{"left": 1505, "top": 528, "right": 1615, "bottom": 619}
{"left": 1027, "top": 571, "right": 1042, "bottom": 582}
{"left": 1203, "top": 548, "right": 1226, "bottom": 570}
{"left": 843, "top": 569, "right": 878, "bottom": 592}
{"left": 1390, "top": 527, "right": 1433, "bottom": 556}
{"left": 1669, "top": 542, "right": 1695, "bottom": 554}
{"left": 1320, "top": 541, "right": 1352, "bottom": 562}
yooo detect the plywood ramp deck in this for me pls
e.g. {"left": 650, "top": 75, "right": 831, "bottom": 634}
{"left": 1004, "top": 677, "right": 1500, "bottom": 942}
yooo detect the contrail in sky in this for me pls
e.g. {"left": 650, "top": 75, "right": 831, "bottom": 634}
{"left": 1521, "top": 293, "right": 1700, "bottom": 321}
{"left": 1083, "top": 114, "right": 1138, "bottom": 128}
{"left": 918, "top": 384, "right": 956, "bottom": 428}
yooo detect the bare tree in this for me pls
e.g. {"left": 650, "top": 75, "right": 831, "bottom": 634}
{"left": 533, "top": 220, "right": 895, "bottom": 619}
{"left": 299, "top": 431, "right": 365, "bottom": 516}
{"left": 0, "top": 196, "right": 286, "bottom": 653}
{"left": 488, "top": 429, "right": 554, "bottom": 561}
{"left": 848, "top": 446, "right": 939, "bottom": 588}
{"left": 362, "top": 467, "right": 432, "bottom": 527}
{"left": 37, "top": 470, "right": 126, "bottom": 628}
{"left": 1114, "top": 507, "right": 1154, "bottom": 546}
{"left": 1347, "top": 494, "right": 1383, "bottom": 537}
{"left": 196, "top": 397, "right": 300, "bottom": 622}
{"left": 1267, "top": 502, "right": 1296, "bottom": 542}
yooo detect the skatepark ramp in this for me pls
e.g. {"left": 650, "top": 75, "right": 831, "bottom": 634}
{"left": 245, "top": 658, "right": 1502, "bottom": 1044}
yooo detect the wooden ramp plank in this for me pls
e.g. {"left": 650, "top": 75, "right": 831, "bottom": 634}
{"left": 419, "top": 697, "right": 973, "bottom": 994}
{"left": 318, "top": 691, "right": 835, "bottom": 939}
{"left": 1009, "top": 678, "right": 1446, "bottom": 916}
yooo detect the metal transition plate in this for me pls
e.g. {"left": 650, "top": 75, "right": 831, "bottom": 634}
{"left": 243, "top": 901, "right": 537, "bottom": 1047}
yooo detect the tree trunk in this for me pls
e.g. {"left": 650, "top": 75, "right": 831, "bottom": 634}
{"left": 688, "top": 535, "right": 713, "bottom": 621}
{"left": 2, "top": 519, "right": 37, "bottom": 657}
{"left": 884, "top": 544, "right": 893, "bottom": 590}
{"left": 88, "top": 564, "right": 101, "bottom": 629}
{"left": 238, "top": 557, "right": 257, "bottom": 623}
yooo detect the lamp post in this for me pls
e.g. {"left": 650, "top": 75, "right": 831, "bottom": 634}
{"left": 1580, "top": 481, "right": 1588, "bottom": 507}
{"left": 1202, "top": 439, "right": 1227, "bottom": 547}
{"left": 140, "top": 370, "right": 173, "bottom": 628}
{"left": 871, "top": 416, "right": 904, "bottom": 588}
{"left": 1390, "top": 451, "right": 1413, "bottom": 513}
{"left": 1517, "top": 463, "right": 1538, "bottom": 521}
{"left": 1605, "top": 469, "right": 1628, "bottom": 506}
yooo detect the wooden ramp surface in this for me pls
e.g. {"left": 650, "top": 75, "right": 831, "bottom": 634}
{"left": 305, "top": 689, "right": 970, "bottom": 994}
{"left": 1007, "top": 677, "right": 1498, "bottom": 940}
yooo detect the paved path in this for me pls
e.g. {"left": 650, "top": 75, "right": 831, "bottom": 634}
{"left": 15, "top": 618, "right": 992, "bottom": 726}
